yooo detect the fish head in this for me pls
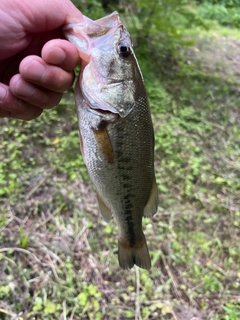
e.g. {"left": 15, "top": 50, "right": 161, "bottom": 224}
{"left": 64, "top": 12, "right": 143, "bottom": 117}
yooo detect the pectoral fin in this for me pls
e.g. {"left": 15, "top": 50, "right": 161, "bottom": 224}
{"left": 97, "top": 193, "right": 112, "bottom": 221}
{"left": 143, "top": 177, "right": 158, "bottom": 218}
{"left": 92, "top": 123, "right": 114, "bottom": 164}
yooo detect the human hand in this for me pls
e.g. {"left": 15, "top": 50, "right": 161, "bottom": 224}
{"left": 0, "top": 0, "right": 85, "bottom": 120}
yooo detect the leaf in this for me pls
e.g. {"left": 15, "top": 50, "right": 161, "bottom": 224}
{"left": 78, "top": 291, "right": 88, "bottom": 306}
{"left": 44, "top": 300, "right": 57, "bottom": 314}
{"left": 52, "top": 138, "right": 59, "bottom": 145}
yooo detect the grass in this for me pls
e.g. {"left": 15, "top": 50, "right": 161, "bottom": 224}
{"left": 186, "top": 22, "right": 240, "bottom": 40}
{"left": 0, "top": 15, "right": 240, "bottom": 320}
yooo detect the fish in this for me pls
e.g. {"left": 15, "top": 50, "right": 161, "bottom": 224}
{"left": 64, "top": 11, "right": 158, "bottom": 270}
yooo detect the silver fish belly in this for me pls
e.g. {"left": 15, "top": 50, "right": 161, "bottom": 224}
{"left": 64, "top": 11, "right": 158, "bottom": 270}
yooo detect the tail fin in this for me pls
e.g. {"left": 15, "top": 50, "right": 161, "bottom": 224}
{"left": 118, "top": 237, "right": 151, "bottom": 270}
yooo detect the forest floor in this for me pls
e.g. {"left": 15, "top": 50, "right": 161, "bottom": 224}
{"left": 0, "top": 29, "right": 240, "bottom": 320}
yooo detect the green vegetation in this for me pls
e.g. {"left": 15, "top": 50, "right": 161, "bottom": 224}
{"left": 197, "top": 2, "right": 240, "bottom": 28}
{"left": 0, "top": 0, "right": 240, "bottom": 319}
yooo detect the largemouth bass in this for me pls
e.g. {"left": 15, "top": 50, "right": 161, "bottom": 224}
{"left": 64, "top": 12, "right": 158, "bottom": 270}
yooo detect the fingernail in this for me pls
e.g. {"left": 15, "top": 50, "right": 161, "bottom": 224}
{"left": 23, "top": 60, "right": 46, "bottom": 82}
{"left": 16, "top": 79, "right": 35, "bottom": 97}
{"left": 0, "top": 85, "right": 7, "bottom": 100}
{"left": 52, "top": 47, "right": 66, "bottom": 64}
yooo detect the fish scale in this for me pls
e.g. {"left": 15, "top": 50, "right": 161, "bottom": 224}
{"left": 64, "top": 11, "right": 158, "bottom": 270}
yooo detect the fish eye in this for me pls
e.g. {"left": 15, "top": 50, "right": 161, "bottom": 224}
{"left": 118, "top": 42, "right": 131, "bottom": 58}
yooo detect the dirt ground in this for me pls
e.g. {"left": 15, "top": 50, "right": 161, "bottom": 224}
{"left": 185, "top": 35, "right": 240, "bottom": 86}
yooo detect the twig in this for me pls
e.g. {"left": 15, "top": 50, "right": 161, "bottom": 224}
{"left": 62, "top": 301, "right": 67, "bottom": 320}
{"left": 74, "top": 220, "right": 88, "bottom": 249}
{"left": 171, "top": 307, "right": 179, "bottom": 320}
{"left": 35, "top": 204, "right": 65, "bottom": 230}
{"left": 69, "top": 306, "right": 78, "bottom": 320}
{"left": 0, "top": 247, "right": 46, "bottom": 266}
{"left": 0, "top": 308, "right": 23, "bottom": 320}
{"left": 69, "top": 305, "right": 78, "bottom": 320}
{"left": 0, "top": 217, "right": 14, "bottom": 233}
{"left": 0, "top": 253, "right": 17, "bottom": 267}
{"left": 135, "top": 266, "right": 142, "bottom": 320}
{"left": 206, "top": 258, "right": 228, "bottom": 277}
{"left": 39, "top": 245, "right": 63, "bottom": 263}
{"left": 35, "top": 213, "right": 54, "bottom": 230}
{"left": 222, "top": 158, "right": 240, "bottom": 171}
{"left": 44, "top": 253, "right": 60, "bottom": 282}
{"left": 160, "top": 251, "right": 182, "bottom": 299}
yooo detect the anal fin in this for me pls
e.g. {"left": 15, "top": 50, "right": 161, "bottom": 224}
{"left": 143, "top": 177, "right": 158, "bottom": 218}
{"left": 97, "top": 193, "right": 112, "bottom": 221}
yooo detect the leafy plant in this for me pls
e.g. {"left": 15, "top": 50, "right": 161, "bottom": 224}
{"left": 223, "top": 303, "right": 240, "bottom": 320}
{"left": 19, "top": 226, "right": 29, "bottom": 249}
{"left": 196, "top": 1, "right": 240, "bottom": 27}
{"left": 196, "top": 0, "right": 240, "bottom": 7}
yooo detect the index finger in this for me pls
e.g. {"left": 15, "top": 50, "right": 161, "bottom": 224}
{"left": 41, "top": 39, "right": 80, "bottom": 71}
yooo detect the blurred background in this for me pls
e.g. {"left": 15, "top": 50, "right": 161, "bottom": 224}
{"left": 0, "top": 0, "right": 240, "bottom": 319}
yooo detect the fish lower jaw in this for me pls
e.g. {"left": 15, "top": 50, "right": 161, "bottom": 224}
{"left": 82, "top": 90, "right": 119, "bottom": 116}
{"left": 88, "top": 106, "right": 117, "bottom": 116}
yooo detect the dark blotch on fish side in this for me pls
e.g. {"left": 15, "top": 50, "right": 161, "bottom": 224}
{"left": 123, "top": 195, "right": 135, "bottom": 247}
{"left": 120, "top": 173, "right": 131, "bottom": 181}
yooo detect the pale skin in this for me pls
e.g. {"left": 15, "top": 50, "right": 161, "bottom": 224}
{"left": 0, "top": 0, "right": 88, "bottom": 120}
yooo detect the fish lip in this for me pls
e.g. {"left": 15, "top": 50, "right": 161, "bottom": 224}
{"left": 86, "top": 102, "right": 120, "bottom": 124}
{"left": 88, "top": 105, "right": 118, "bottom": 117}
{"left": 79, "top": 84, "right": 119, "bottom": 120}
{"left": 77, "top": 76, "right": 116, "bottom": 115}
{"left": 82, "top": 90, "right": 119, "bottom": 114}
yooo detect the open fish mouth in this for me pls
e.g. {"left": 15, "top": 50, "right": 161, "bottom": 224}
{"left": 82, "top": 86, "right": 134, "bottom": 118}
{"left": 87, "top": 105, "right": 120, "bottom": 123}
